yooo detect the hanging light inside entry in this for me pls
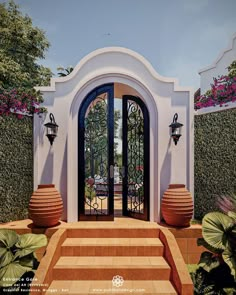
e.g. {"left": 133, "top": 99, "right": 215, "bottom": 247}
{"left": 169, "top": 113, "right": 183, "bottom": 145}
{"left": 44, "top": 113, "right": 58, "bottom": 146}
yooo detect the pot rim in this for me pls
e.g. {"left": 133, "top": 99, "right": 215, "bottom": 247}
{"left": 38, "top": 184, "right": 55, "bottom": 189}
{"left": 168, "top": 184, "right": 185, "bottom": 189}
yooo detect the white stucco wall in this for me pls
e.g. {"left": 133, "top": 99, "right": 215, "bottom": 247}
{"left": 34, "top": 47, "right": 194, "bottom": 222}
{"left": 199, "top": 32, "right": 236, "bottom": 94}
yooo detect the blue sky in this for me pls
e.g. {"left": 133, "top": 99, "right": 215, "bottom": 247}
{"left": 5, "top": 0, "right": 236, "bottom": 90}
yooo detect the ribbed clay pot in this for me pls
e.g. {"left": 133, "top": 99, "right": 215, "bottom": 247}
{"left": 29, "top": 184, "right": 63, "bottom": 227}
{"left": 161, "top": 184, "right": 193, "bottom": 227}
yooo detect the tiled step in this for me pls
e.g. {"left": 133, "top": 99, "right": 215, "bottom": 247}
{"left": 53, "top": 256, "right": 171, "bottom": 280}
{"left": 61, "top": 238, "right": 164, "bottom": 256}
{"left": 66, "top": 228, "right": 159, "bottom": 238}
{"left": 45, "top": 280, "right": 177, "bottom": 295}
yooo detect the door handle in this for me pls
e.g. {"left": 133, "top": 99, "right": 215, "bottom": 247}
{"left": 110, "top": 165, "right": 114, "bottom": 179}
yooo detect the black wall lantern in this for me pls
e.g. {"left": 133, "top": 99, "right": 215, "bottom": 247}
{"left": 44, "top": 113, "right": 58, "bottom": 146}
{"left": 169, "top": 113, "right": 183, "bottom": 145}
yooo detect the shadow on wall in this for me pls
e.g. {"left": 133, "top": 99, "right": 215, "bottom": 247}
{"left": 40, "top": 149, "right": 53, "bottom": 184}
{"left": 34, "top": 113, "right": 47, "bottom": 149}
{"left": 160, "top": 139, "right": 172, "bottom": 204}
{"left": 59, "top": 138, "right": 67, "bottom": 221}
{"left": 34, "top": 114, "right": 47, "bottom": 190}
{"left": 37, "top": 116, "right": 67, "bottom": 221}
{"left": 38, "top": 138, "right": 67, "bottom": 221}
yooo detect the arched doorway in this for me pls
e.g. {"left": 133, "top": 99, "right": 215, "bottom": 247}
{"left": 78, "top": 83, "right": 149, "bottom": 221}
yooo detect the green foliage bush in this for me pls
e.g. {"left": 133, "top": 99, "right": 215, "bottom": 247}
{"left": 0, "top": 114, "right": 33, "bottom": 223}
{"left": 194, "top": 108, "right": 236, "bottom": 219}
{"left": 0, "top": 0, "right": 52, "bottom": 89}
{"left": 0, "top": 1, "right": 49, "bottom": 224}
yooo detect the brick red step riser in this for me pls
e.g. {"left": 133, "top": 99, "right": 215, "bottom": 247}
{"left": 66, "top": 228, "right": 160, "bottom": 238}
{"left": 53, "top": 268, "right": 170, "bottom": 280}
{"left": 61, "top": 246, "right": 163, "bottom": 256}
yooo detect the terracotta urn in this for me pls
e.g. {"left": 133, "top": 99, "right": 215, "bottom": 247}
{"left": 29, "top": 184, "right": 63, "bottom": 227}
{"left": 161, "top": 184, "right": 193, "bottom": 227}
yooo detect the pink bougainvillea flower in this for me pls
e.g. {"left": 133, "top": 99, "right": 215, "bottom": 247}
{"left": 216, "top": 85, "right": 225, "bottom": 91}
{"left": 194, "top": 60, "right": 236, "bottom": 110}
{"left": 231, "top": 84, "right": 236, "bottom": 91}
{"left": 0, "top": 89, "right": 45, "bottom": 118}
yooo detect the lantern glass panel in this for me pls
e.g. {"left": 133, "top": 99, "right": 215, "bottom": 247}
{"left": 172, "top": 127, "right": 180, "bottom": 136}
{"left": 179, "top": 126, "right": 182, "bottom": 135}
{"left": 51, "top": 126, "right": 58, "bottom": 135}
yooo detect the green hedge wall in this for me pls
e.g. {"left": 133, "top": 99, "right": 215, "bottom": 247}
{"left": 194, "top": 108, "right": 236, "bottom": 219}
{"left": 0, "top": 114, "right": 33, "bottom": 223}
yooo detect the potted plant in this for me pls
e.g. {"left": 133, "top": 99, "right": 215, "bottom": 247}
{"left": 161, "top": 184, "right": 193, "bottom": 227}
{"left": 29, "top": 184, "right": 63, "bottom": 227}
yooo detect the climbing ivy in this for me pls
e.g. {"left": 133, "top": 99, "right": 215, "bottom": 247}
{"left": 194, "top": 108, "right": 236, "bottom": 219}
{"left": 0, "top": 114, "right": 33, "bottom": 223}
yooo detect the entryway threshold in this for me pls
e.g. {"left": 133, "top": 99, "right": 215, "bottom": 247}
{"left": 0, "top": 217, "right": 160, "bottom": 231}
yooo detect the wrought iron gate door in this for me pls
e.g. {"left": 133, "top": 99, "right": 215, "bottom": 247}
{"left": 78, "top": 84, "right": 114, "bottom": 221}
{"left": 78, "top": 87, "right": 149, "bottom": 221}
{"left": 122, "top": 95, "right": 150, "bottom": 221}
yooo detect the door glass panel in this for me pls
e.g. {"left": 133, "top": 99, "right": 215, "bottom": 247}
{"left": 127, "top": 100, "right": 144, "bottom": 214}
{"left": 84, "top": 93, "right": 109, "bottom": 215}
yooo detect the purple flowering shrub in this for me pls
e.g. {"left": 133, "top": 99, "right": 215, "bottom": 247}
{"left": 195, "top": 60, "right": 236, "bottom": 110}
{"left": 0, "top": 88, "right": 46, "bottom": 118}
{"left": 217, "top": 194, "right": 236, "bottom": 222}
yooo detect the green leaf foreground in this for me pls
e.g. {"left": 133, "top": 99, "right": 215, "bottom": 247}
{"left": 228, "top": 211, "right": 236, "bottom": 220}
{"left": 202, "top": 212, "right": 236, "bottom": 250}
{"left": 222, "top": 247, "right": 236, "bottom": 280}
{"left": 15, "top": 233, "right": 47, "bottom": 258}
{"left": 198, "top": 251, "right": 221, "bottom": 272}
{"left": 0, "top": 262, "right": 31, "bottom": 287}
{"left": 194, "top": 210, "right": 236, "bottom": 291}
{"left": 0, "top": 229, "right": 18, "bottom": 249}
{"left": 197, "top": 237, "right": 223, "bottom": 255}
{"left": 0, "top": 229, "right": 47, "bottom": 288}
{"left": 0, "top": 230, "right": 19, "bottom": 268}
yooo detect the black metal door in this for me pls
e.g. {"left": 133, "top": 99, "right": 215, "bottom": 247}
{"left": 122, "top": 95, "right": 150, "bottom": 221}
{"left": 78, "top": 84, "right": 114, "bottom": 221}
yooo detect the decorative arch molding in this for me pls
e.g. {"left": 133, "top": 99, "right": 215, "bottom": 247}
{"left": 35, "top": 47, "right": 194, "bottom": 223}
{"left": 38, "top": 47, "right": 190, "bottom": 94}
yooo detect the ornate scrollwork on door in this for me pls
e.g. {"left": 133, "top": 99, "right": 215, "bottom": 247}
{"left": 84, "top": 93, "right": 109, "bottom": 215}
{"left": 126, "top": 100, "right": 144, "bottom": 214}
